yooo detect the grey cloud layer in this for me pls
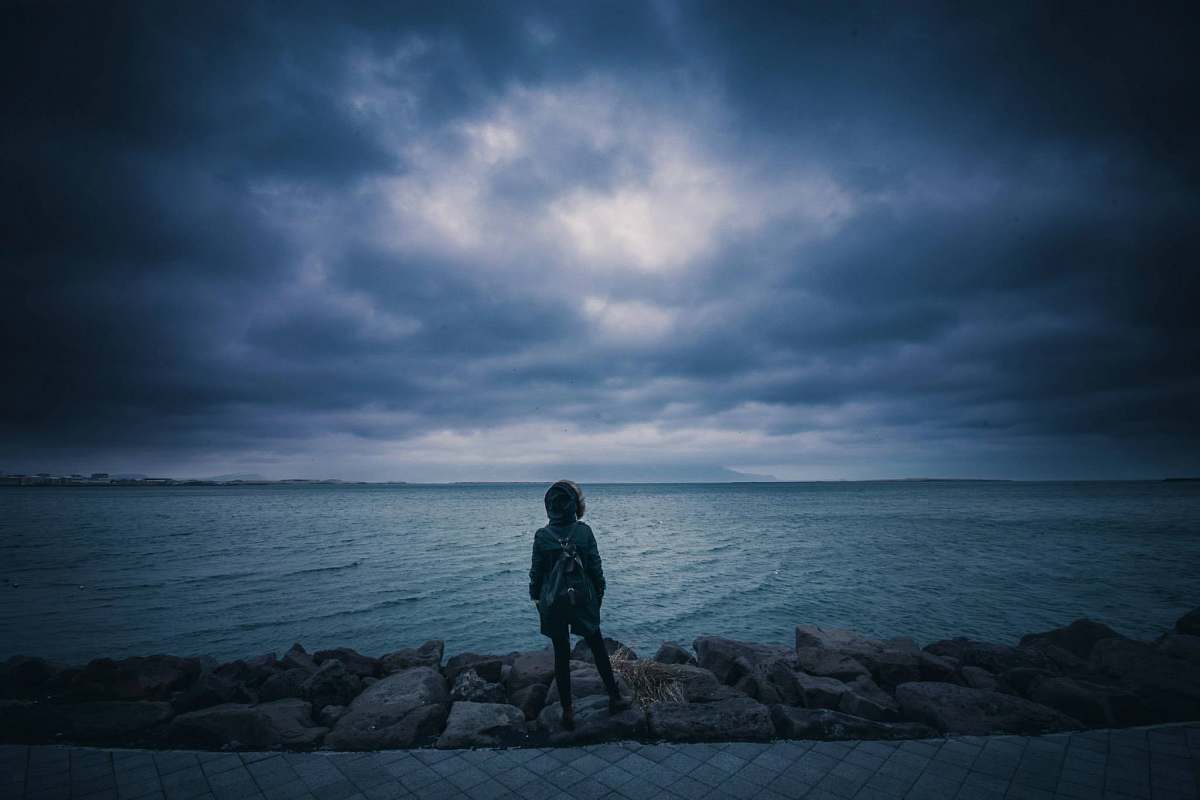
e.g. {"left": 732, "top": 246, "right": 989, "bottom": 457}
{"left": 2, "top": 1, "right": 1197, "bottom": 479}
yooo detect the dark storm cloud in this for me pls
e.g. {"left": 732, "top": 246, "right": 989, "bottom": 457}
{"left": 1, "top": 1, "right": 1197, "bottom": 480}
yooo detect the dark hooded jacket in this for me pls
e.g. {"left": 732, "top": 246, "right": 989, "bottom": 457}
{"left": 529, "top": 483, "right": 605, "bottom": 638}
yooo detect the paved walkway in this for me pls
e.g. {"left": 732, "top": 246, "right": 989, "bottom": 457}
{"left": 3, "top": 724, "right": 1198, "bottom": 800}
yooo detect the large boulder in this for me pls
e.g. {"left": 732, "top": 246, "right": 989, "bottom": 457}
{"left": 169, "top": 698, "right": 327, "bottom": 749}
{"left": 794, "top": 625, "right": 929, "bottom": 688}
{"left": 694, "top": 637, "right": 793, "bottom": 685}
{"left": 653, "top": 643, "right": 696, "bottom": 665}
{"left": 450, "top": 669, "right": 506, "bottom": 704}
{"left": 505, "top": 648, "right": 558, "bottom": 692}
{"left": 925, "top": 638, "right": 1048, "bottom": 674}
{"left": 838, "top": 677, "right": 900, "bottom": 722}
{"left": 793, "top": 649, "right": 871, "bottom": 682}
{"left": 0, "top": 656, "right": 64, "bottom": 699}
{"left": 536, "top": 694, "right": 647, "bottom": 745}
{"left": 509, "top": 684, "right": 548, "bottom": 721}
{"left": 380, "top": 641, "right": 444, "bottom": 674}
{"left": 644, "top": 663, "right": 740, "bottom": 704}
{"left": 68, "top": 655, "right": 202, "bottom": 701}
{"left": 1019, "top": 619, "right": 1126, "bottom": 660}
{"left": 1175, "top": 607, "right": 1200, "bottom": 637}
{"left": 313, "top": 648, "right": 379, "bottom": 679}
{"left": 1026, "top": 676, "right": 1140, "bottom": 728}
{"left": 1156, "top": 634, "right": 1200, "bottom": 665}
{"left": 324, "top": 667, "right": 449, "bottom": 750}
{"left": 302, "top": 660, "right": 362, "bottom": 709}
{"left": 895, "top": 682, "right": 1082, "bottom": 735}
{"left": 56, "top": 701, "right": 174, "bottom": 740}
{"left": 1089, "top": 638, "right": 1200, "bottom": 722}
{"left": 172, "top": 671, "right": 257, "bottom": 713}
{"left": 647, "top": 696, "right": 774, "bottom": 742}
{"left": 443, "top": 652, "right": 512, "bottom": 685}
{"left": 259, "top": 669, "right": 310, "bottom": 702}
{"left": 570, "top": 637, "right": 637, "bottom": 664}
{"left": 771, "top": 706, "right": 937, "bottom": 740}
{"left": 961, "top": 666, "right": 999, "bottom": 692}
{"left": 280, "top": 644, "right": 318, "bottom": 673}
{"left": 545, "top": 664, "right": 630, "bottom": 706}
{"left": 792, "top": 672, "right": 850, "bottom": 709}
{"left": 436, "top": 702, "right": 527, "bottom": 748}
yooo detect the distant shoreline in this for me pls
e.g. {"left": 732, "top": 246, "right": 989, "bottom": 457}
{"left": 3, "top": 477, "right": 1196, "bottom": 488}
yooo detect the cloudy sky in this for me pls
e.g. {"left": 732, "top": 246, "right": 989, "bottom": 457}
{"left": 2, "top": 2, "right": 1197, "bottom": 481}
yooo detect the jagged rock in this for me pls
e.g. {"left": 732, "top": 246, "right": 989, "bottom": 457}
{"left": 1175, "top": 607, "right": 1200, "bottom": 637}
{"left": 246, "top": 652, "right": 279, "bottom": 672}
{"left": 545, "top": 664, "right": 629, "bottom": 705}
{"left": 302, "top": 660, "right": 362, "bottom": 709}
{"left": 771, "top": 706, "right": 937, "bottom": 740}
{"left": 259, "top": 669, "right": 310, "bottom": 701}
{"left": 794, "top": 648, "right": 871, "bottom": 682}
{"left": 169, "top": 698, "right": 327, "bottom": 749}
{"left": 647, "top": 696, "right": 774, "bottom": 742}
{"left": 793, "top": 672, "right": 850, "bottom": 709}
{"left": 1089, "top": 638, "right": 1200, "bottom": 722}
{"left": 653, "top": 642, "right": 695, "bottom": 665}
{"left": 733, "top": 672, "right": 783, "bottom": 705}
{"left": 509, "top": 684, "right": 548, "bottom": 720}
{"left": 924, "top": 639, "right": 1048, "bottom": 674}
{"left": 172, "top": 671, "right": 256, "bottom": 713}
{"left": 1156, "top": 634, "right": 1200, "bottom": 665}
{"left": 647, "top": 663, "right": 741, "bottom": 704}
{"left": 1006, "top": 668, "right": 1056, "bottom": 694}
{"left": 1026, "top": 676, "right": 1134, "bottom": 727}
{"left": 317, "top": 704, "right": 347, "bottom": 727}
{"left": 505, "top": 649, "right": 558, "bottom": 692}
{"left": 450, "top": 669, "right": 506, "bottom": 703}
{"left": 325, "top": 667, "right": 449, "bottom": 750}
{"left": 214, "top": 655, "right": 278, "bottom": 690}
{"left": 694, "top": 637, "right": 793, "bottom": 685}
{"left": 895, "top": 681, "right": 1082, "bottom": 735}
{"left": 68, "top": 655, "right": 203, "bottom": 701}
{"left": 281, "top": 644, "right": 318, "bottom": 673}
{"left": 794, "top": 625, "right": 925, "bottom": 688}
{"left": 436, "top": 702, "right": 527, "bottom": 748}
{"left": 838, "top": 677, "right": 900, "bottom": 721}
{"left": 0, "top": 656, "right": 64, "bottom": 699}
{"left": 444, "top": 652, "right": 512, "bottom": 685}
{"left": 537, "top": 694, "right": 647, "bottom": 745}
{"left": 1020, "top": 619, "right": 1126, "bottom": 660}
{"left": 915, "top": 651, "right": 961, "bottom": 683}
{"left": 570, "top": 637, "right": 637, "bottom": 664}
{"left": 314, "top": 648, "right": 379, "bottom": 678}
{"left": 380, "top": 641, "right": 444, "bottom": 674}
{"left": 961, "top": 666, "right": 999, "bottom": 692}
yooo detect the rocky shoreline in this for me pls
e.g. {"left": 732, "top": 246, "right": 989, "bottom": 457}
{"left": 3, "top": 608, "right": 1198, "bottom": 752}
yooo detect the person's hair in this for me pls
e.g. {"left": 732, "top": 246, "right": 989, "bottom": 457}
{"left": 548, "top": 479, "right": 586, "bottom": 518}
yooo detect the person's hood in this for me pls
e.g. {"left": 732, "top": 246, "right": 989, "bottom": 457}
{"left": 544, "top": 480, "right": 584, "bottom": 525}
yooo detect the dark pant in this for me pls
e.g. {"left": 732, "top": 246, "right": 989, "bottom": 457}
{"left": 550, "top": 630, "right": 619, "bottom": 709}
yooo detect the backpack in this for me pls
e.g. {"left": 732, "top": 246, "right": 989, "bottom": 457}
{"left": 540, "top": 524, "right": 591, "bottom": 611}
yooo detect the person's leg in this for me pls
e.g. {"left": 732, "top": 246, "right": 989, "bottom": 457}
{"left": 585, "top": 631, "right": 619, "bottom": 695}
{"left": 551, "top": 631, "right": 573, "bottom": 709}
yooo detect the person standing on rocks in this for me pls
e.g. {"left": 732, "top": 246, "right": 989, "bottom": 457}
{"left": 529, "top": 480, "right": 632, "bottom": 729}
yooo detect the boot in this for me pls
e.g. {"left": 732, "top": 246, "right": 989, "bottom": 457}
{"left": 608, "top": 689, "right": 632, "bottom": 715}
{"left": 560, "top": 702, "right": 575, "bottom": 730}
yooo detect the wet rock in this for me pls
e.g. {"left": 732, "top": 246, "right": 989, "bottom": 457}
{"left": 324, "top": 667, "right": 449, "bottom": 750}
{"left": 259, "top": 669, "right": 310, "bottom": 702}
{"left": 1089, "top": 638, "right": 1200, "bottom": 722}
{"left": 505, "top": 648, "right": 558, "bottom": 692}
{"left": 380, "top": 641, "right": 444, "bottom": 674}
{"left": 302, "top": 660, "right": 362, "bottom": 709}
{"left": 792, "top": 671, "right": 850, "bottom": 709}
{"left": 653, "top": 642, "right": 696, "bottom": 665}
{"left": 647, "top": 696, "right": 774, "bottom": 742}
{"left": 537, "top": 693, "right": 647, "bottom": 745}
{"left": 450, "top": 669, "right": 506, "bottom": 703}
{"left": 281, "top": 644, "right": 318, "bottom": 673}
{"left": 838, "top": 677, "right": 900, "bottom": 722}
{"left": 693, "top": 637, "right": 793, "bottom": 685}
{"left": 961, "top": 666, "right": 999, "bottom": 692}
{"left": 924, "top": 639, "right": 1049, "bottom": 675}
{"left": 570, "top": 637, "right": 637, "bottom": 664}
{"left": 437, "top": 701, "right": 527, "bottom": 748}
{"left": 1020, "top": 619, "right": 1126, "bottom": 660}
{"left": 1175, "top": 607, "right": 1200, "bottom": 637}
{"left": 895, "top": 681, "right": 1082, "bottom": 735}
{"left": 317, "top": 704, "right": 347, "bottom": 727}
{"left": 0, "top": 656, "right": 64, "bottom": 699}
{"left": 793, "top": 649, "right": 871, "bottom": 682}
{"left": 314, "top": 648, "right": 380, "bottom": 678}
{"left": 169, "top": 698, "right": 327, "bottom": 749}
{"left": 509, "top": 683, "right": 548, "bottom": 721}
{"left": 771, "top": 706, "right": 938, "bottom": 740}
{"left": 69, "top": 656, "right": 203, "bottom": 701}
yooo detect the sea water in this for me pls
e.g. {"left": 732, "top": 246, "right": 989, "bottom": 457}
{"left": 1, "top": 481, "right": 1198, "bottom": 664}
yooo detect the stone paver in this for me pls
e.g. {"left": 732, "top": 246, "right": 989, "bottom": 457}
{"left": 5, "top": 722, "right": 1200, "bottom": 800}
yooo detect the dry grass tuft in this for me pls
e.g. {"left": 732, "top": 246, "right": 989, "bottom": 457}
{"left": 609, "top": 646, "right": 687, "bottom": 708}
